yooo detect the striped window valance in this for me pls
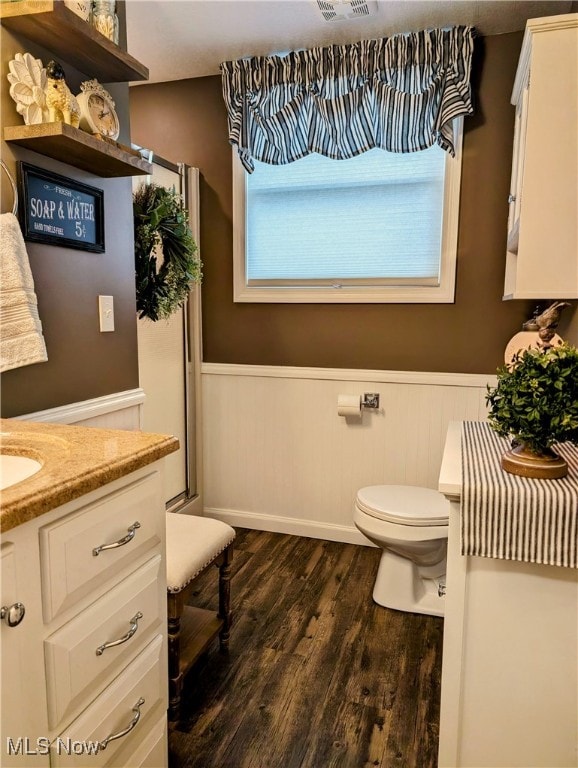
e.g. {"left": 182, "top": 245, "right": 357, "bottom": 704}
{"left": 221, "top": 26, "right": 475, "bottom": 173}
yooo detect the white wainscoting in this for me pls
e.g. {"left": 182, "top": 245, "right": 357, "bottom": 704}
{"left": 16, "top": 389, "right": 145, "bottom": 430}
{"left": 202, "top": 364, "right": 495, "bottom": 545}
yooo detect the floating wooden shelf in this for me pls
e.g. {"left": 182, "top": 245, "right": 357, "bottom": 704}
{"left": 3, "top": 123, "right": 153, "bottom": 177}
{"left": 0, "top": 0, "right": 148, "bottom": 82}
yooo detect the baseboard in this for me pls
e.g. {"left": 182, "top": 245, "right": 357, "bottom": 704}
{"left": 204, "top": 506, "right": 375, "bottom": 547}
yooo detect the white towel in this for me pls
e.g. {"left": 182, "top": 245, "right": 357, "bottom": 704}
{"left": 0, "top": 212, "right": 48, "bottom": 373}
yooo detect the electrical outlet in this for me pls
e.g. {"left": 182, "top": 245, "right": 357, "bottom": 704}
{"left": 98, "top": 295, "right": 114, "bottom": 332}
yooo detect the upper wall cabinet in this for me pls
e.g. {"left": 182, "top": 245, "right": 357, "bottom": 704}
{"left": 1, "top": 0, "right": 152, "bottom": 177}
{"left": 504, "top": 13, "right": 578, "bottom": 300}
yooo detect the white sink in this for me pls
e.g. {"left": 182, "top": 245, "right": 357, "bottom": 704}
{"left": 0, "top": 454, "right": 43, "bottom": 491}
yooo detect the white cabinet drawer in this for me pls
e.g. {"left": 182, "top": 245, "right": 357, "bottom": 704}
{"left": 45, "top": 555, "right": 164, "bottom": 730}
{"left": 40, "top": 471, "right": 163, "bottom": 622}
{"left": 51, "top": 634, "right": 167, "bottom": 767}
{"left": 118, "top": 715, "right": 167, "bottom": 768}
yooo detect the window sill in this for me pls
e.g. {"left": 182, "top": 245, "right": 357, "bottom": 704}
{"left": 233, "top": 283, "right": 456, "bottom": 303}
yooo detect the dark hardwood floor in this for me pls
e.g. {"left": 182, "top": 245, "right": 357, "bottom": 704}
{"left": 169, "top": 529, "right": 443, "bottom": 768}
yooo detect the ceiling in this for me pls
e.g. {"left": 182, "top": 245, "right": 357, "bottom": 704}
{"left": 126, "top": 0, "right": 573, "bottom": 84}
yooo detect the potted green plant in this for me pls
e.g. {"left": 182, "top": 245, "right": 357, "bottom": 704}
{"left": 486, "top": 342, "right": 578, "bottom": 478}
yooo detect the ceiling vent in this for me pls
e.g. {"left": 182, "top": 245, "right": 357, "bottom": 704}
{"left": 315, "top": 0, "right": 379, "bottom": 22}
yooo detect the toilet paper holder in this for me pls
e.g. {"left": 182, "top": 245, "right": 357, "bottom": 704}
{"left": 362, "top": 393, "right": 380, "bottom": 409}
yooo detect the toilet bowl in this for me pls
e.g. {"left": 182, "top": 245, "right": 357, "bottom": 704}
{"left": 353, "top": 485, "right": 449, "bottom": 617}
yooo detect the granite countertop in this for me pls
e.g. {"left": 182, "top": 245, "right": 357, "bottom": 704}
{"left": 0, "top": 418, "right": 179, "bottom": 533}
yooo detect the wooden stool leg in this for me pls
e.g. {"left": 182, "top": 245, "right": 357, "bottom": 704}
{"left": 218, "top": 544, "right": 233, "bottom": 651}
{"left": 167, "top": 592, "right": 185, "bottom": 721}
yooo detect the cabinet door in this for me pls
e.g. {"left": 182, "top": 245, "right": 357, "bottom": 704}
{"left": 507, "top": 81, "right": 529, "bottom": 253}
{"left": 504, "top": 16, "right": 578, "bottom": 299}
{"left": 1, "top": 543, "right": 49, "bottom": 767}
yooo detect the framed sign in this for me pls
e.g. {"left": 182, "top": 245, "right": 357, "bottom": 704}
{"left": 18, "top": 163, "right": 105, "bottom": 253}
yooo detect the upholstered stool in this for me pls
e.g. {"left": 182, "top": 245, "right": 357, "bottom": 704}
{"left": 166, "top": 513, "right": 235, "bottom": 721}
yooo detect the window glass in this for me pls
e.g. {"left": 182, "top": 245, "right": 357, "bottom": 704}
{"left": 247, "top": 147, "right": 445, "bottom": 284}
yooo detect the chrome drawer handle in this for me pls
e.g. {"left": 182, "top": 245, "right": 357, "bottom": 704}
{"left": 98, "top": 697, "right": 145, "bottom": 751}
{"left": 95, "top": 612, "right": 143, "bottom": 656}
{"left": 92, "top": 521, "right": 141, "bottom": 556}
{"left": 1, "top": 602, "right": 25, "bottom": 627}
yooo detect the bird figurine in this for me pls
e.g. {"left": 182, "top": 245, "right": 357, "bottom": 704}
{"left": 535, "top": 301, "right": 570, "bottom": 350}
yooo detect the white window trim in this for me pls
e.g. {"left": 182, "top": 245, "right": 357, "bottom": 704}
{"left": 233, "top": 119, "right": 463, "bottom": 304}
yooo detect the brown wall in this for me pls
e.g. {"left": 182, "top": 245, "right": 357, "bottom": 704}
{"left": 1, "top": 26, "right": 575, "bottom": 422}
{"left": 1, "top": 22, "right": 139, "bottom": 418}
{"left": 130, "top": 31, "right": 572, "bottom": 375}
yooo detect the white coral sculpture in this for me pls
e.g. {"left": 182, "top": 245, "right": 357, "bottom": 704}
{"left": 7, "top": 52, "right": 48, "bottom": 125}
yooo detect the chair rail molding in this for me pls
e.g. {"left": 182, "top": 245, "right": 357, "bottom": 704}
{"left": 15, "top": 388, "right": 145, "bottom": 430}
{"left": 201, "top": 363, "right": 496, "bottom": 388}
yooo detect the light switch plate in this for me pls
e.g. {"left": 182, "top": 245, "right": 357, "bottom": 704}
{"left": 98, "top": 295, "right": 114, "bottom": 332}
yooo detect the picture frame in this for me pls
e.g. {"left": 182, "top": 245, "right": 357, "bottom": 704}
{"left": 18, "top": 162, "right": 105, "bottom": 253}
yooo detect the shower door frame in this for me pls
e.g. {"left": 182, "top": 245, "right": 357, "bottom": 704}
{"left": 136, "top": 154, "right": 203, "bottom": 514}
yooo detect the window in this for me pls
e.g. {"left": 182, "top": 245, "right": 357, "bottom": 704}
{"left": 233, "top": 120, "right": 463, "bottom": 303}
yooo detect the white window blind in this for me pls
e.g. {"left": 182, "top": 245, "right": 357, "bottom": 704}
{"left": 246, "top": 147, "right": 445, "bottom": 285}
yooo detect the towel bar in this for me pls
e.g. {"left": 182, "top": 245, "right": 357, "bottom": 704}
{"left": 0, "top": 159, "right": 18, "bottom": 216}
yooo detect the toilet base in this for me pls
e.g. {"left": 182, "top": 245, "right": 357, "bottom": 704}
{"left": 372, "top": 548, "right": 445, "bottom": 618}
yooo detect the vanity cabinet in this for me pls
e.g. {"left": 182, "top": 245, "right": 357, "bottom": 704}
{"left": 504, "top": 13, "right": 578, "bottom": 300}
{"left": 437, "top": 423, "right": 578, "bottom": 768}
{"left": 0, "top": 464, "right": 169, "bottom": 767}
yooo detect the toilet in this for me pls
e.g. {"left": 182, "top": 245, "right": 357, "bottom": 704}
{"left": 353, "top": 485, "right": 450, "bottom": 617}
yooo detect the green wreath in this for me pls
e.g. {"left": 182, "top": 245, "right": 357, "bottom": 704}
{"left": 133, "top": 182, "right": 201, "bottom": 321}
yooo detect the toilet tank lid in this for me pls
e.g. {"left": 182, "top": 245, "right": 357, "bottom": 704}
{"left": 356, "top": 485, "right": 449, "bottom": 525}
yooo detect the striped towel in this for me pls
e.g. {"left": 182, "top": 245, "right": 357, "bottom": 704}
{"left": 0, "top": 212, "right": 48, "bottom": 373}
{"left": 461, "top": 421, "right": 578, "bottom": 568}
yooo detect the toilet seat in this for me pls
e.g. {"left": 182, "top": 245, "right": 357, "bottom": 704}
{"left": 356, "top": 485, "right": 449, "bottom": 527}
